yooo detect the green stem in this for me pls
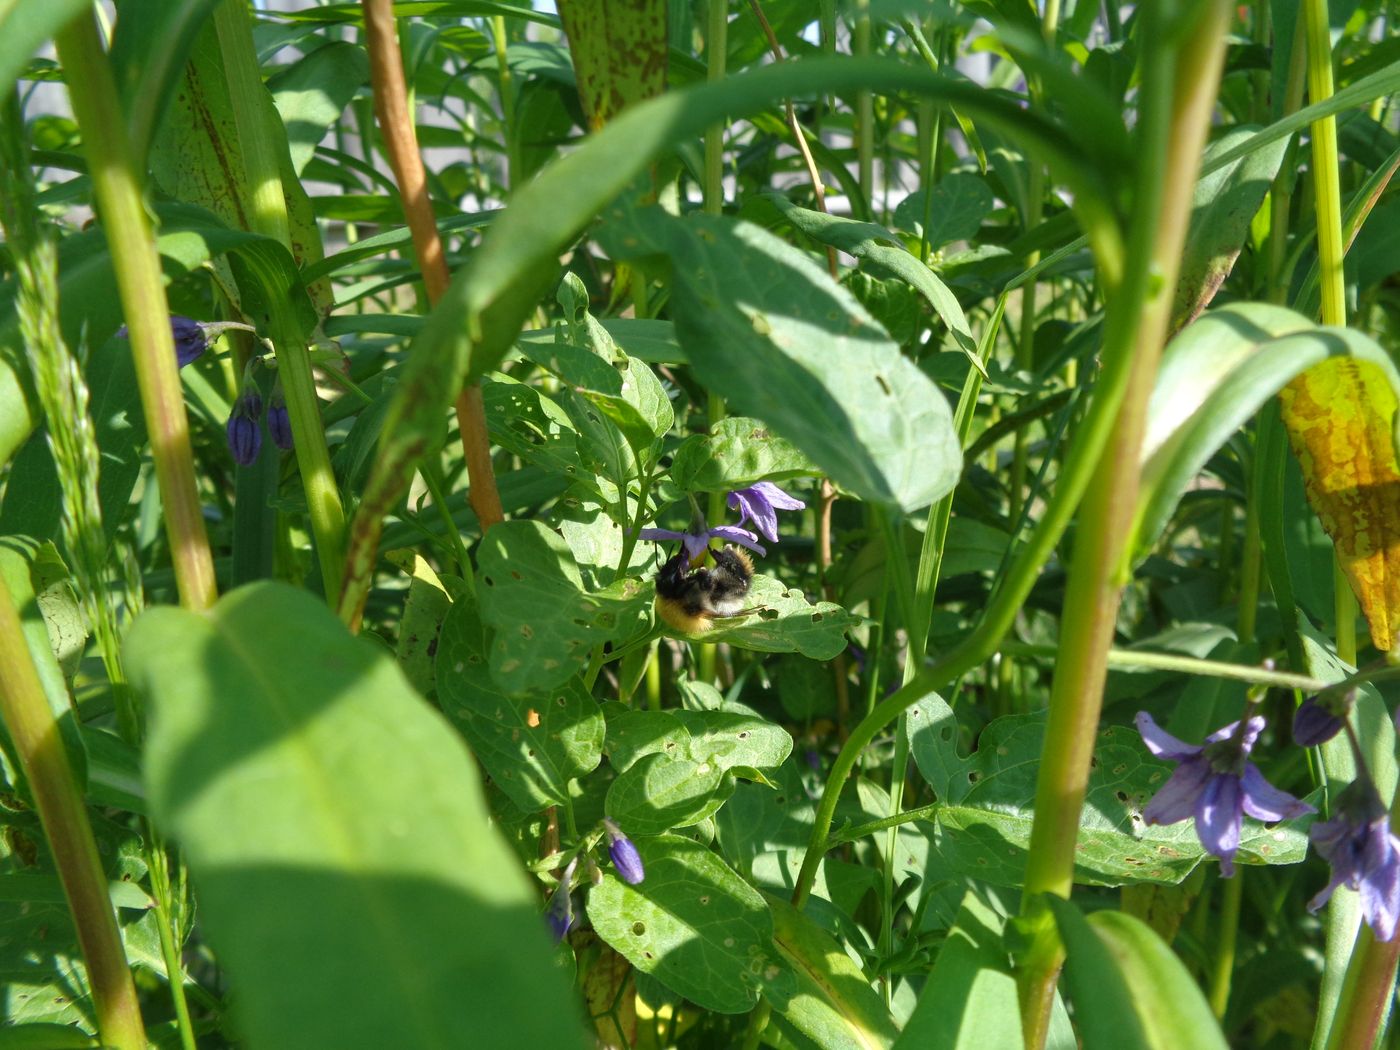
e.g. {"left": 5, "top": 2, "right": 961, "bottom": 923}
{"left": 215, "top": 0, "right": 347, "bottom": 599}
{"left": 491, "top": 15, "right": 517, "bottom": 187}
{"left": 1016, "top": 7, "right": 1232, "bottom": 1044}
{"left": 0, "top": 575, "right": 146, "bottom": 1050}
{"left": 147, "top": 834, "right": 197, "bottom": 1050}
{"left": 1209, "top": 870, "right": 1243, "bottom": 1017}
{"left": 1301, "top": 0, "right": 1346, "bottom": 328}
{"left": 853, "top": 0, "right": 873, "bottom": 203}
{"left": 55, "top": 13, "right": 217, "bottom": 612}
{"left": 703, "top": 0, "right": 728, "bottom": 216}
{"left": 998, "top": 640, "right": 1324, "bottom": 692}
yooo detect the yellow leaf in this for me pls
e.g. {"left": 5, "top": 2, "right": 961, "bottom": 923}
{"left": 1279, "top": 358, "right": 1400, "bottom": 651}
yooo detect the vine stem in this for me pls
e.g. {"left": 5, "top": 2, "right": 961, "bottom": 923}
{"left": 54, "top": 13, "right": 216, "bottom": 612}
{"left": 0, "top": 575, "right": 145, "bottom": 1049}
{"left": 1015, "top": 4, "right": 1231, "bottom": 1044}
{"left": 362, "top": 0, "right": 504, "bottom": 543}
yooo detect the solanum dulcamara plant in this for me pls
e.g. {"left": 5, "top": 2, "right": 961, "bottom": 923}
{"left": 0, "top": 1, "right": 1398, "bottom": 1048}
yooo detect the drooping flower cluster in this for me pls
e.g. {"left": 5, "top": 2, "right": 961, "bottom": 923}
{"left": 640, "top": 480, "right": 805, "bottom": 561}
{"left": 1307, "top": 778, "right": 1400, "bottom": 941}
{"left": 1136, "top": 711, "right": 1314, "bottom": 877}
{"left": 1137, "top": 698, "right": 1400, "bottom": 944}
{"left": 118, "top": 316, "right": 296, "bottom": 466}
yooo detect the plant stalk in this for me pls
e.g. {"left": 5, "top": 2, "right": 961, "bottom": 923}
{"left": 362, "top": 0, "right": 504, "bottom": 539}
{"left": 0, "top": 574, "right": 145, "bottom": 1050}
{"left": 55, "top": 13, "right": 217, "bottom": 612}
{"left": 1015, "top": 6, "right": 1231, "bottom": 1044}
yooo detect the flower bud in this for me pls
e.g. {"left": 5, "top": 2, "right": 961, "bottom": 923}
{"left": 227, "top": 390, "right": 263, "bottom": 466}
{"left": 267, "top": 396, "right": 293, "bottom": 450}
{"left": 603, "top": 818, "right": 645, "bottom": 885}
{"left": 545, "top": 859, "right": 578, "bottom": 943}
{"left": 1293, "top": 695, "right": 1346, "bottom": 747}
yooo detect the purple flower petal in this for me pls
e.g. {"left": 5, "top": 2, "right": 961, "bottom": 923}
{"left": 1141, "top": 756, "right": 1213, "bottom": 825}
{"left": 727, "top": 482, "right": 805, "bottom": 543}
{"left": 1365, "top": 839, "right": 1400, "bottom": 941}
{"left": 708, "top": 524, "right": 767, "bottom": 556}
{"left": 640, "top": 527, "right": 709, "bottom": 562}
{"left": 750, "top": 481, "right": 806, "bottom": 510}
{"left": 1196, "top": 774, "right": 1243, "bottom": 875}
{"left": 1135, "top": 712, "right": 1202, "bottom": 762}
{"left": 1239, "top": 764, "right": 1314, "bottom": 822}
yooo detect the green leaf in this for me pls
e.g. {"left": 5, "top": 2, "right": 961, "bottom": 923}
{"left": 585, "top": 834, "right": 792, "bottom": 1013}
{"left": 1169, "top": 127, "right": 1289, "bottom": 333}
{"left": 1049, "top": 897, "right": 1228, "bottom": 1050}
{"left": 436, "top": 597, "right": 603, "bottom": 812}
{"left": 0, "top": 1023, "right": 98, "bottom": 1048}
{"left": 0, "top": 538, "right": 87, "bottom": 787}
{"left": 766, "top": 196, "right": 984, "bottom": 374}
{"left": 668, "top": 572, "right": 860, "bottom": 660}
{"left": 0, "top": 0, "right": 90, "bottom": 99}
{"left": 605, "top": 708, "right": 794, "bottom": 774}
{"left": 517, "top": 339, "right": 672, "bottom": 460}
{"left": 606, "top": 752, "right": 734, "bottom": 835}
{"left": 669, "top": 416, "right": 820, "bottom": 493}
{"left": 268, "top": 41, "right": 370, "bottom": 177}
{"left": 907, "top": 693, "right": 1311, "bottom": 886}
{"left": 128, "top": 582, "right": 588, "bottom": 1049}
{"left": 893, "top": 173, "right": 996, "bottom": 250}
{"left": 767, "top": 894, "right": 901, "bottom": 1050}
{"left": 895, "top": 892, "right": 1021, "bottom": 1050}
{"left": 108, "top": 0, "right": 223, "bottom": 163}
{"left": 1134, "top": 303, "right": 1400, "bottom": 560}
{"left": 605, "top": 208, "right": 961, "bottom": 513}
{"left": 476, "top": 520, "right": 652, "bottom": 693}
{"left": 481, "top": 373, "right": 587, "bottom": 482}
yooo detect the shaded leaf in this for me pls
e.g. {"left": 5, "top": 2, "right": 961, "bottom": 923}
{"left": 586, "top": 834, "right": 793, "bottom": 1013}
{"left": 767, "top": 894, "right": 900, "bottom": 1050}
{"left": 436, "top": 595, "right": 603, "bottom": 812}
{"left": 128, "top": 582, "right": 588, "bottom": 1049}
{"left": 894, "top": 892, "right": 1020, "bottom": 1050}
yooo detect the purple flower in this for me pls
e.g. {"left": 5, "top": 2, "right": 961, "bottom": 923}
{"left": 545, "top": 858, "right": 578, "bottom": 943}
{"left": 227, "top": 390, "right": 263, "bottom": 466}
{"left": 116, "top": 315, "right": 209, "bottom": 367}
{"left": 267, "top": 396, "right": 293, "bottom": 451}
{"left": 1136, "top": 711, "right": 1314, "bottom": 876}
{"left": 1293, "top": 693, "right": 1349, "bottom": 748}
{"left": 1308, "top": 780, "right": 1400, "bottom": 941}
{"left": 640, "top": 523, "right": 766, "bottom": 560}
{"left": 727, "top": 482, "right": 806, "bottom": 543}
{"left": 603, "top": 818, "right": 645, "bottom": 885}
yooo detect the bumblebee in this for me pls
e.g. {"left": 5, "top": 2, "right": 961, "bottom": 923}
{"left": 654, "top": 546, "right": 757, "bottom": 634}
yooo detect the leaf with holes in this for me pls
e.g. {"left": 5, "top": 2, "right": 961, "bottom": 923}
{"left": 605, "top": 752, "right": 735, "bottom": 835}
{"left": 906, "top": 694, "right": 1312, "bottom": 886}
{"left": 586, "top": 834, "right": 794, "bottom": 1013}
{"left": 669, "top": 416, "right": 819, "bottom": 493}
{"left": 671, "top": 574, "right": 859, "bottom": 660}
{"left": 436, "top": 598, "right": 603, "bottom": 812}
{"left": 477, "top": 520, "right": 652, "bottom": 694}
{"left": 605, "top": 708, "right": 793, "bottom": 774}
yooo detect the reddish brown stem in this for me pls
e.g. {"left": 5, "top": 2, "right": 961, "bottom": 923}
{"left": 362, "top": 0, "right": 503, "bottom": 532}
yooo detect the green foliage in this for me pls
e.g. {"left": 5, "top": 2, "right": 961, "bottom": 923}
{"left": 2, "top": 2, "right": 1398, "bottom": 1047}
